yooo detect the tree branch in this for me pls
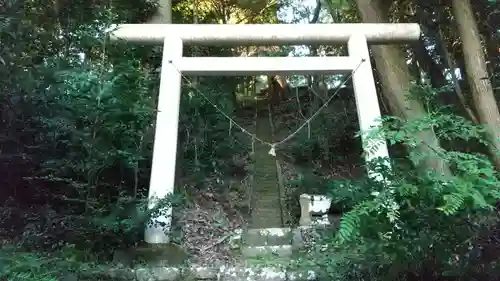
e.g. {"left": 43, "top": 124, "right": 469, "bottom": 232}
{"left": 310, "top": 0, "right": 322, "bottom": 24}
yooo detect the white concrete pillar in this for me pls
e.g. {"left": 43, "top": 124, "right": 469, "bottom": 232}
{"left": 145, "top": 37, "right": 183, "bottom": 244}
{"left": 347, "top": 34, "right": 391, "bottom": 180}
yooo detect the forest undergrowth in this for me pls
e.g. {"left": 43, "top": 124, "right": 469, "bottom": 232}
{"left": 5, "top": 84, "right": 500, "bottom": 281}
{"left": 285, "top": 85, "right": 500, "bottom": 281}
{"left": 1, "top": 0, "right": 500, "bottom": 280}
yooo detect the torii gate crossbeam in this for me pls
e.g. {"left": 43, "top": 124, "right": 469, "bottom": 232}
{"left": 110, "top": 24, "right": 421, "bottom": 244}
{"left": 110, "top": 23, "right": 420, "bottom": 45}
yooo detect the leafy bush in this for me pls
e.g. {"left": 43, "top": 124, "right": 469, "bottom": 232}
{"left": 297, "top": 85, "right": 500, "bottom": 281}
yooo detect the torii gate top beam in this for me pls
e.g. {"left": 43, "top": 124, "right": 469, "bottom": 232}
{"left": 109, "top": 24, "right": 421, "bottom": 45}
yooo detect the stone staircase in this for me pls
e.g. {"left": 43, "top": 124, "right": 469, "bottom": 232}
{"left": 244, "top": 108, "right": 292, "bottom": 260}
{"left": 250, "top": 109, "right": 282, "bottom": 229}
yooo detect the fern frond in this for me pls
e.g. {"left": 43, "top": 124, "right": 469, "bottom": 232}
{"left": 437, "top": 193, "right": 465, "bottom": 215}
{"left": 336, "top": 201, "right": 374, "bottom": 243}
{"left": 337, "top": 210, "right": 360, "bottom": 242}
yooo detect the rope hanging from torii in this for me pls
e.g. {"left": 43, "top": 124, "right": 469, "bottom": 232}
{"left": 168, "top": 59, "right": 366, "bottom": 157}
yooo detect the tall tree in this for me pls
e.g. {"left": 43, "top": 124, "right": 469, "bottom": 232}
{"left": 353, "top": 0, "right": 452, "bottom": 176}
{"left": 151, "top": 0, "right": 172, "bottom": 23}
{"left": 451, "top": 0, "right": 500, "bottom": 170}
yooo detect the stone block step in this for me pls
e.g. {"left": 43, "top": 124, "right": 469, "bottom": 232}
{"left": 242, "top": 245, "right": 293, "bottom": 258}
{"left": 251, "top": 195, "right": 277, "bottom": 199}
{"left": 252, "top": 194, "right": 278, "bottom": 198}
{"left": 243, "top": 228, "right": 292, "bottom": 246}
{"left": 249, "top": 214, "right": 282, "bottom": 228}
{"left": 253, "top": 171, "right": 275, "bottom": 175}
{"left": 250, "top": 216, "right": 281, "bottom": 226}
{"left": 253, "top": 163, "right": 274, "bottom": 166}
{"left": 252, "top": 198, "right": 277, "bottom": 202}
{"left": 83, "top": 263, "right": 317, "bottom": 281}
{"left": 252, "top": 199, "right": 279, "bottom": 205}
{"left": 242, "top": 228, "right": 293, "bottom": 258}
{"left": 253, "top": 162, "right": 276, "bottom": 166}
{"left": 250, "top": 210, "right": 280, "bottom": 217}
{"left": 217, "top": 265, "right": 316, "bottom": 281}
{"left": 252, "top": 202, "right": 279, "bottom": 209}
{"left": 252, "top": 193, "right": 278, "bottom": 198}
{"left": 252, "top": 196, "right": 278, "bottom": 200}
{"left": 253, "top": 178, "right": 276, "bottom": 182}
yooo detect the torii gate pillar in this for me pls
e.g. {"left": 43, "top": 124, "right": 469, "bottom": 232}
{"left": 110, "top": 23, "right": 421, "bottom": 244}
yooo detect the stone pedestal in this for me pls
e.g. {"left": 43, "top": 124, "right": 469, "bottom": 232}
{"left": 299, "top": 194, "right": 332, "bottom": 227}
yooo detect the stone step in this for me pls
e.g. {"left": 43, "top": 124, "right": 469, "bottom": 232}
{"left": 242, "top": 245, "right": 293, "bottom": 258}
{"left": 252, "top": 194, "right": 278, "bottom": 199}
{"left": 253, "top": 194, "right": 273, "bottom": 198}
{"left": 250, "top": 214, "right": 281, "bottom": 224}
{"left": 253, "top": 158, "right": 274, "bottom": 161}
{"left": 252, "top": 201, "right": 279, "bottom": 208}
{"left": 253, "top": 176, "right": 276, "bottom": 180}
{"left": 84, "top": 263, "right": 317, "bottom": 281}
{"left": 242, "top": 228, "right": 293, "bottom": 258}
{"left": 253, "top": 164, "right": 275, "bottom": 168}
{"left": 250, "top": 209, "right": 280, "bottom": 216}
{"left": 250, "top": 209, "right": 280, "bottom": 215}
{"left": 252, "top": 175, "right": 276, "bottom": 179}
{"left": 249, "top": 212, "right": 282, "bottom": 228}
{"left": 243, "top": 228, "right": 292, "bottom": 246}
{"left": 253, "top": 161, "right": 276, "bottom": 165}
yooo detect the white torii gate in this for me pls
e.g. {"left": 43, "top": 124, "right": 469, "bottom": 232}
{"left": 110, "top": 23, "right": 421, "bottom": 244}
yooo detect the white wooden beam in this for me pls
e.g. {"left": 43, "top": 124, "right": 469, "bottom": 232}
{"left": 172, "top": 57, "right": 357, "bottom": 75}
{"left": 109, "top": 24, "right": 421, "bottom": 45}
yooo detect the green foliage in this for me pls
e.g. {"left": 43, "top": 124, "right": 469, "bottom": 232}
{"left": 284, "top": 93, "right": 360, "bottom": 164}
{"left": 1, "top": 0, "right": 499, "bottom": 280}
{"left": 299, "top": 85, "right": 500, "bottom": 281}
{"left": 40, "top": 55, "right": 156, "bottom": 181}
{"left": 0, "top": 247, "right": 59, "bottom": 281}
{"left": 0, "top": 0, "right": 251, "bottom": 279}
{"left": 327, "top": 179, "right": 370, "bottom": 211}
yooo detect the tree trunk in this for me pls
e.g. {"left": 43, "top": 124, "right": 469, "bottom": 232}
{"left": 435, "top": 28, "right": 479, "bottom": 124}
{"left": 412, "top": 37, "right": 447, "bottom": 87}
{"left": 151, "top": 0, "right": 172, "bottom": 23}
{"left": 354, "top": 0, "right": 452, "bottom": 176}
{"left": 451, "top": 0, "right": 500, "bottom": 170}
